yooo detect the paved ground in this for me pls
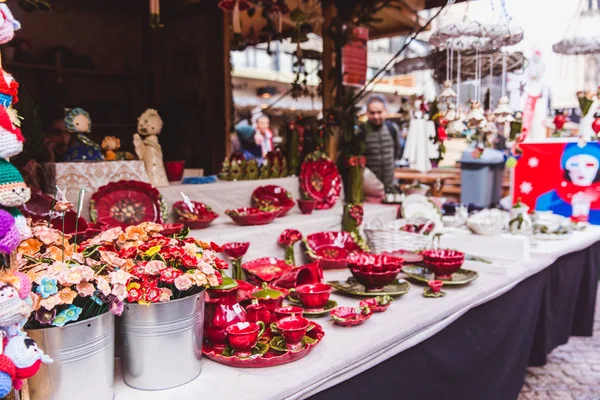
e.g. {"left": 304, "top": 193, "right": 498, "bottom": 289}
{"left": 518, "top": 288, "right": 600, "bottom": 400}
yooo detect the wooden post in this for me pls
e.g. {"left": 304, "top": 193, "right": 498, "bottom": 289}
{"left": 223, "top": 11, "right": 233, "bottom": 159}
{"left": 321, "top": 1, "right": 338, "bottom": 161}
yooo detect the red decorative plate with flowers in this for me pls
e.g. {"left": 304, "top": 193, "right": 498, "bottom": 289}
{"left": 242, "top": 257, "right": 293, "bottom": 284}
{"left": 90, "top": 180, "right": 167, "bottom": 229}
{"left": 303, "top": 231, "right": 362, "bottom": 269}
{"left": 299, "top": 152, "right": 341, "bottom": 210}
{"left": 251, "top": 185, "right": 295, "bottom": 217}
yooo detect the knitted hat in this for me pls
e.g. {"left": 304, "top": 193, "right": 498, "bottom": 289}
{"left": 0, "top": 209, "right": 20, "bottom": 254}
{"left": 0, "top": 159, "right": 30, "bottom": 208}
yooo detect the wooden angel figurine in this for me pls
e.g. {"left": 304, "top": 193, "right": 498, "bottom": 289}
{"left": 133, "top": 109, "right": 169, "bottom": 187}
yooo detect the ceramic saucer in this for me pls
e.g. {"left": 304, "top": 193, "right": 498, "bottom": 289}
{"left": 285, "top": 296, "right": 338, "bottom": 317}
{"left": 221, "top": 342, "right": 269, "bottom": 359}
{"left": 327, "top": 277, "right": 410, "bottom": 297}
{"left": 269, "top": 335, "right": 318, "bottom": 352}
{"left": 402, "top": 265, "right": 479, "bottom": 285}
{"left": 270, "top": 322, "right": 316, "bottom": 335}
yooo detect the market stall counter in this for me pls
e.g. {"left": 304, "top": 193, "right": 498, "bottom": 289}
{"left": 111, "top": 227, "right": 600, "bottom": 400}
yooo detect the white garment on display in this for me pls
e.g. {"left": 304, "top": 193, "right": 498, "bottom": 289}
{"left": 402, "top": 119, "right": 436, "bottom": 173}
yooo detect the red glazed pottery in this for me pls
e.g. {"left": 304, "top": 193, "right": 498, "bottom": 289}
{"left": 251, "top": 283, "right": 288, "bottom": 319}
{"left": 274, "top": 306, "right": 304, "bottom": 320}
{"left": 204, "top": 284, "right": 248, "bottom": 347}
{"left": 173, "top": 200, "right": 219, "bottom": 229}
{"left": 242, "top": 258, "right": 292, "bottom": 284}
{"left": 178, "top": 213, "right": 218, "bottom": 230}
{"left": 160, "top": 223, "right": 184, "bottom": 236}
{"left": 349, "top": 268, "right": 401, "bottom": 291}
{"left": 252, "top": 185, "right": 295, "bottom": 218}
{"left": 346, "top": 252, "right": 403, "bottom": 273}
{"left": 359, "top": 295, "right": 394, "bottom": 313}
{"left": 222, "top": 242, "right": 250, "bottom": 259}
{"left": 271, "top": 261, "right": 323, "bottom": 289}
{"left": 226, "top": 321, "right": 266, "bottom": 357}
{"left": 225, "top": 207, "right": 278, "bottom": 226}
{"left": 428, "top": 280, "right": 444, "bottom": 293}
{"left": 381, "top": 250, "right": 425, "bottom": 264}
{"left": 304, "top": 231, "right": 362, "bottom": 269}
{"left": 299, "top": 154, "right": 342, "bottom": 210}
{"left": 202, "top": 321, "right": 325, "bottom": 368}
{"left": 164, "top": 160, "right": 186, "bottom": 182}
{"left": 330, "top": 306, "right": 372, "bottom": 327}
{"left": 297, "top": 199, "right": 317, "bottom": 215}
{"left": 276, "top": 316, "right": 310, "bottom": 351}
{"left": 246, "top": 301, "right": 271, "bottom": 325}
{"left": 293, "top": 283, "right": 331, "bottom": 310}
{"left": 422, "top": 249, "right": 465, "bottom": 279}
{"left": 235, "top": 280, "right": 257, "bottom": 305}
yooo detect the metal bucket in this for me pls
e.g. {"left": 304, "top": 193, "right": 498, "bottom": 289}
{"left": 27, "top": 312, "right": 115, "bottom": 400}
{"left": 120, "top": 292, "right": 205, "bottom": 390}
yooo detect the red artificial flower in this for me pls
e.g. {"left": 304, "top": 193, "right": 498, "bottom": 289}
{"left": 221, "top": 242, "right": 250, "bottom": 259}
{"left": 130, "top": 265, "right": 146, "bottom": 278}
{"left": 142, "top": 275, "right": 159, "bottom": 287}
{"left": 119, "top": 247, "right": 138, "bottom": 259}
{"left": 127, "top": 286, "right": 144, "bottom": 302}
{"left": 349, "top": 205, "right": 364, "bottom": 226}
{"left": 99, "top": 244, "right": 117, "bottom": 252}
{"left": 181, "top": 254, "right": 199, "bottom": 268}
{"left": 428, "top": 280, "right": 443, "bottom": 293}
{"left": 160, "top": 267, "right": 182, "bottom": 284}
{"left": 160, "top": 246, "right": 186, "bottom": 260}
{"left": 278, "top": 229, "right": 302, "bottom": 246}
{"left": 437, "top": 126, "right": 447, "bottom": 142}
{"left": 210, "top": 242, "right": 222, "bottom": 252}
{"left": 214, "top": 257, "right": 229, "bottom": 270}
{"left": 145, "top": 286, "right": 161, "bottom": 303}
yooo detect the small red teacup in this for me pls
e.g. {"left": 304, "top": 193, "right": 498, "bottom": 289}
{"left": 225, "top": 321, "right": 266, "bottom": 357}
{"left": 274, "top": 306, "right": 304, "bottom": 320}
{"left": 292, "top": 283, "right": 331, "bottom": 310}
{"left": 297, "top": 199, "right": 317, "bottom": 215}
{"left": 275, "top": 316, "right": 310, "bottom": 351}
{"left": 246, "top": 301, "right": 271, "bottom": 325}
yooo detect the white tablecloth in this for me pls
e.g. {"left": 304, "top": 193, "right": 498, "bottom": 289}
{"left": 112, "top": 225, "right": 600, "bottom": 400}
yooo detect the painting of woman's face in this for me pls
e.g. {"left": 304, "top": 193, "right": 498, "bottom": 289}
{"left": 566, "top": 154, "right": 599, "bottom": 186}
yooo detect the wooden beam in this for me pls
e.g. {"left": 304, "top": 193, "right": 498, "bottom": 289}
{"left": 321, "top": 1, "right": 338, "bottom": 161}
{"left": 223, "top": 10, "right": 233, "bottom": 160}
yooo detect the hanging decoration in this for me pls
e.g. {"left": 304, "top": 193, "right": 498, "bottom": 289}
{"left": 493, "top": 52, "right": 512, "bottom": 122}
{"left": 553, "top": 0, "right": 600, "bottom": 55}
{"left": 149, "top": 0, "right": 163, "bottom": 28}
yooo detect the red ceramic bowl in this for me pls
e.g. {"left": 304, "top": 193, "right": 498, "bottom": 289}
{"left": 349, "top": 267, "right": 402, "bottom": 291}
{"left": 274, "top": 306, "right": 304, "bottom": 320}
{"left": 276, "top": 316, "right": 310, "bottom": 350}
{"left": 165, "top": 160, "right": 186, "bottom": 182}
{"left": 225, "top": 208, "right": 278, "bottom": 226}
{"left": 304, "top": 231, "right": 362, "bottom": 269}
{"left": 160, "top": 223, "right": 184, "bottom": 236}
{"left": 297, "top": 199, "right": 317, "bottom": 215}
{"left": 176, "top": 212, "right": 219, "bottom": 230}
{"left": 252, "top": 185, "right": 295, "bottom": 218}
{"left": 346, "top": 252, "right": 403, "bottom": 273}
{"left": 222, "top": 242, "right": 250, "bottom": 259}
{"left": 294, "top": 283, "right": 331, "bottom": 310}
{"left": 330, "top": 306, "right": 372, "bottom": 327}
{"left": 226, "top": 321, "right": 264, "bottom": 356}
{"left": 422, "top": 249, "right": 464, "bottom": 279}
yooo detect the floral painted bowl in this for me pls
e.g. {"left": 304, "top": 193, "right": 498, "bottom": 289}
{"left": 173, "top": 200, "right": 219, "bottom": 229}
{"left": 346, "top": 252, "right": 403, "bottom": 273}
{"left": 176, "top": 212, "right": 219, "bottom": 230}
{"left": 303, "top": 231, "right": 362, "bottom": 269}
{"left": 359, "top": 296, "right": 393, "bottom": 313}
{"left": 292, "top": 283, "right": 332, "bottom": 310}
{"left": 225, "top": 208, "right": 278, "bottom": 226}
{"left": 330, "top": 306, "right": 372, "bottom": 327}
{"left": 422, "top": 249, "right": 465, "bottom": 279}
{"left": 252, "top": 185, "right": 295, "bottom": 218}
{"left": 160, "top": 223, "right": 184, "bottom": 236}
{"left": 242, "top": 258, "right": 293, "bottom": 284}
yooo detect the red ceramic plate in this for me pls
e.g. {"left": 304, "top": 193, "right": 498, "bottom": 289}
{"left": 202, "top": 321, "right": 324, "bottom": 368}
{"left": 359, "top": 297, "right": 393, "bottom": 313}
{"left": 381, "top": 250, "right": 424, "bottom": 264}
{"left": 299, "top": 153, "right": 342, "bottom": 210}
{"left": 251, "top": 185, "right": 295, "bottom": 218}
{"left": 242, "top": 257, "right": 293, "bottom": 284}
{"left": 304, "top": 231, "right": 362, "bottom": 269}
{"left": 160, "top": 223, "right": 184, "bottom": 236}
{"left": 90, "top": 180, "right": 166, "bottom": 229}
{"left": 330, "top": 306, "right": 372, "bottom": 327}
{"left": 225, "top": 208, "right": 278, "bottom": 226}
{"left": 176, "top": 213, "right": 219, "bottom": 230}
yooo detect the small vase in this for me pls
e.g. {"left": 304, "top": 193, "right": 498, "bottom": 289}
{"left": 204, "top": 285, "right": 247, "bottom": 347}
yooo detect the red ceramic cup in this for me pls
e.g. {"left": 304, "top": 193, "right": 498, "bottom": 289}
{"left": 164, "top": 160, "right": 186, "bottom": 182}
{"left": 293, "top": 283, "right": 331, "bottom": 310}
{"left": 275, "top": 316, "right": 310, "bottom": 351}
{"left": 226, "top": 321, "right": 266, "bottom": 357}
{"left": 274, "top": 306, "right": 304, "bottom": 320}
{"left": 297, "top": 199, "right": 317, "bottom": 215}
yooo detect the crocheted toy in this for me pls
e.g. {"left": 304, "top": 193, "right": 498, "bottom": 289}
{"left": 0, "top": 209, "right": 20, "bottom": 254}
{"left": 133, "top": 109, "right": 169, "bottom": 187}
{"left": 0, "top": 282, "right": 31, "bottom": 328}
{"left": 0, "top": 159, "right": 30, "bottom": 208}
{"left": 63, "top": 108, "right": 104, "bottom": 162}
{"left": 0, "top": 103, "right": 24, "bottom": 160}
{"left": 0, "top": 3, "right": 21, "bottom": 45}
{"left": 4, "top": 335, "right": 53, "bottom": 383}
{"left": 101, "top": 136, "right": 120, "bottom": 161}
{"left": 0, "top": 354, "right": 15, "bottom": 398}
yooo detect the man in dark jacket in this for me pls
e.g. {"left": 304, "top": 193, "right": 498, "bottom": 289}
{"left": 362, "top": 95, "right": 402, "bottom": 191}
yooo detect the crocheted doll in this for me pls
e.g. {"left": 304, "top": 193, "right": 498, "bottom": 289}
{"left": 63, "top": 108, "right": 104, "bottom": 162}
{"left": 4, "top": 335, "right": 53, "bottom": 389}
{"left": 101, "top": 136, "right": 120, "bottom": 161}
{"left": 0, "top": 103, "right": 24, "bottom": 160}
{"left": 133, "top": 109, "right": 169, "bottom": 187}
{"left": 0, "top": 209, "right": 19, "bottom": 254}
{"left": 0, "top": 3, "right": 20, "bottom": 45}
{"left": 0, "top": 159, "right": 32, "bottom": 240}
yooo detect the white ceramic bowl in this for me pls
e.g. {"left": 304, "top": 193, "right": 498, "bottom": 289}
{"left": 467, "top": 209, "right": 510, "bottom": 236}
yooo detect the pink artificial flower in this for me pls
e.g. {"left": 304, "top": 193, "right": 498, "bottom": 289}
{"left": 86, "top": 257, "right": 101, "bottom": 267}
{"left": 174, "top": 274, "right": 193, "bottom": 291}
{"left": 159, "top": 288, "right": 173, "bottom": 302}
{"left": 100, "top": 251, "right": 128, "bottom": 269}
{"left": 40, "top": 294, "right": 61, "bottom": 310}
{"left": 97, "top": 227, "right": 123, "bottom": 244}
{"left": 32, "top": 226, "right": 64, "bottom": 246}
{"left": 183, "top": 242, "right": 198, "bottom": 258}
{"left": 139, "top": 222, "right": 163, "bottom": 234}
{"left": 144, "top": 260, "right": 166, "bottom": 275}
{"left": 76, "top": 281, "right": 95, "bottom": 297}
{"left": 48, "top": 262, "right": 67, "bottom": 276}
{"left": 109, "top": 270, "right": 132, "bottom": 286}
{"left": 63, "top": 269, "right": 84, "bottom": 285}
{"left": 109, "top": 300, "right": 124, "bottom": 316}
{"left": 208, "top": 274, "right": 220, "bottom": 287}
{"left": 71, "top": 253, "right": 85, "bottom": 264}
{"left": 79, "top": 265, "right": 95, "bottom": 281}
{"left": 57, "top": 288, "right": 77, "bottom": 305}
{"left": 111, "top": 284, "right": 128, "bottom": 302}
{"left": 96, "top": 276, "right": 111, "bottom": 296}
{"left": 201, "top": 250, "right": 217, "bottom": 263}
{"left": 190, "top": 270, "right": 208, "bottom": 286}
{"left": 197, "top": 260, "right": 216, "bottom": 275}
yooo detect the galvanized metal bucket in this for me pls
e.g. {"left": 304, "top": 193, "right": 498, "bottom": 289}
{"left": 120, "top": 292, "right": 205, "bottom": 390}
{"left": 27, "top": 312, "right": 115, "bottom": 400}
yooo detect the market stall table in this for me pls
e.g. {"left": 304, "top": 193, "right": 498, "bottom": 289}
{"left": 112, "top": 227, "right": 600, "bottom": 400}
